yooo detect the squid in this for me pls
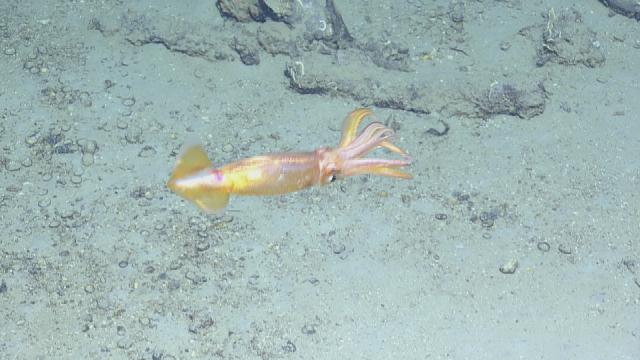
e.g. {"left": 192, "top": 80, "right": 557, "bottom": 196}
{"left": 167, "top": 108, "right": 412, "bottom": 213}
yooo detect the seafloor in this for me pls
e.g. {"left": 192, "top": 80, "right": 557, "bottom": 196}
{"left": 0, "top": 1, "right": 638, "bottom": 359}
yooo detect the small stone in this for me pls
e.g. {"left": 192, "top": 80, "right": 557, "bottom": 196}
{"left": 84, "top": 284, "right": 95, "bottom": 293}
{"left": 21, "top": 158, "right": 32, "bottom": 167}
{"left": 70, "top": 175, "right": 82, "bottom": 185}
{"left": 499, "top": 259, "right": 518, "bottom": 274}
{"left": 48, "top": 220, "right": 61, "bottom": 228}
{"left": 3, "top": 47, "right": 16, "bottom": 55}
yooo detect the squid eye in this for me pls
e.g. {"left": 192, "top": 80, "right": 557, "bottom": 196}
{"left": 328, "top": 174, "right": 337, "bottom": 183}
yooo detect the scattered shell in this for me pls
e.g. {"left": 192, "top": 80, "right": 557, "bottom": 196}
{"left": 70, "top": 175, "right": 82, "bottom": 185}
{"left": 3, "top": 47, "right": 16, "bottom": 55}
{"left": 434, "top": 213, "right": 447, "bottom": 220}
{"left": 38, "top": 198, "right": 51, "bottom": 208}
{"left": 4, "top": 160, "right": 21, "bottom": 172}
{"left": 195, "top": 240, "right": 210, "bottom": 251}
{"left": 499, "top": 259, "right": 518, "bottom": 274}
{"left": 138, "top": 317, "right": 151, "bottom": 327}
{"left": 558, "top": 244, "right": 572, "bottom": 255}
{"left": 222, "top": 143, "right": 234, "bottom": 153}
{"left": 138, "top": 145, "right": 156, "bottom": 158}
{"left": 81, "top": 153, "right": 95, "bottom": 166}
{"left": 78, "top": 139, "right": 98, "bottom": 154}
{"left": 331, "top": 242, "right": 345, "bottom": 255}
{"left": 122, "top": 97, "right": 135, "bottom": 107}
{"left": 116, "top": 338, "right": 133, "bottom": 350}
{"left": 301, "top": 324, "right": 317, "bottom": 335}
{"left": 537, "top": 241, "right": 551, "bottom": 252}
{"left": 124, "top": 128, "right": 142, "bottom": 144}
{"left": 168, "top": 259, "right": 182, "bottom": 270}
{"left": 21, "top": 158, "right": 32, "bottom": 167}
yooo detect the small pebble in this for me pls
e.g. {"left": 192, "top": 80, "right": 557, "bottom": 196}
{"left": 3, "top": 47, "right": 16, "bottom": 55}
{"left": 21, "top": 158, "right": 32, "bottom": 167}
{"left": 84, "top": 284, "right": 95, "bottom": 294}
{"left": 48, "top": 220, "right": 61, "bottom": 228}
{"left": 499, "top": 259, "right": 518, "bottom": 274}
{"left": 70, "top": 175, "right": 82, "bottom": 185}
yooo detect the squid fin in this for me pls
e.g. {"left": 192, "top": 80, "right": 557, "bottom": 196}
{"left": 167, "top": 144, "right": 230, "bottom": 214}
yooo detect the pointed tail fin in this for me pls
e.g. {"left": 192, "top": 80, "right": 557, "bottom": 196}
{"left": 167, "top": 145, "right": 230, "bottom": 214}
